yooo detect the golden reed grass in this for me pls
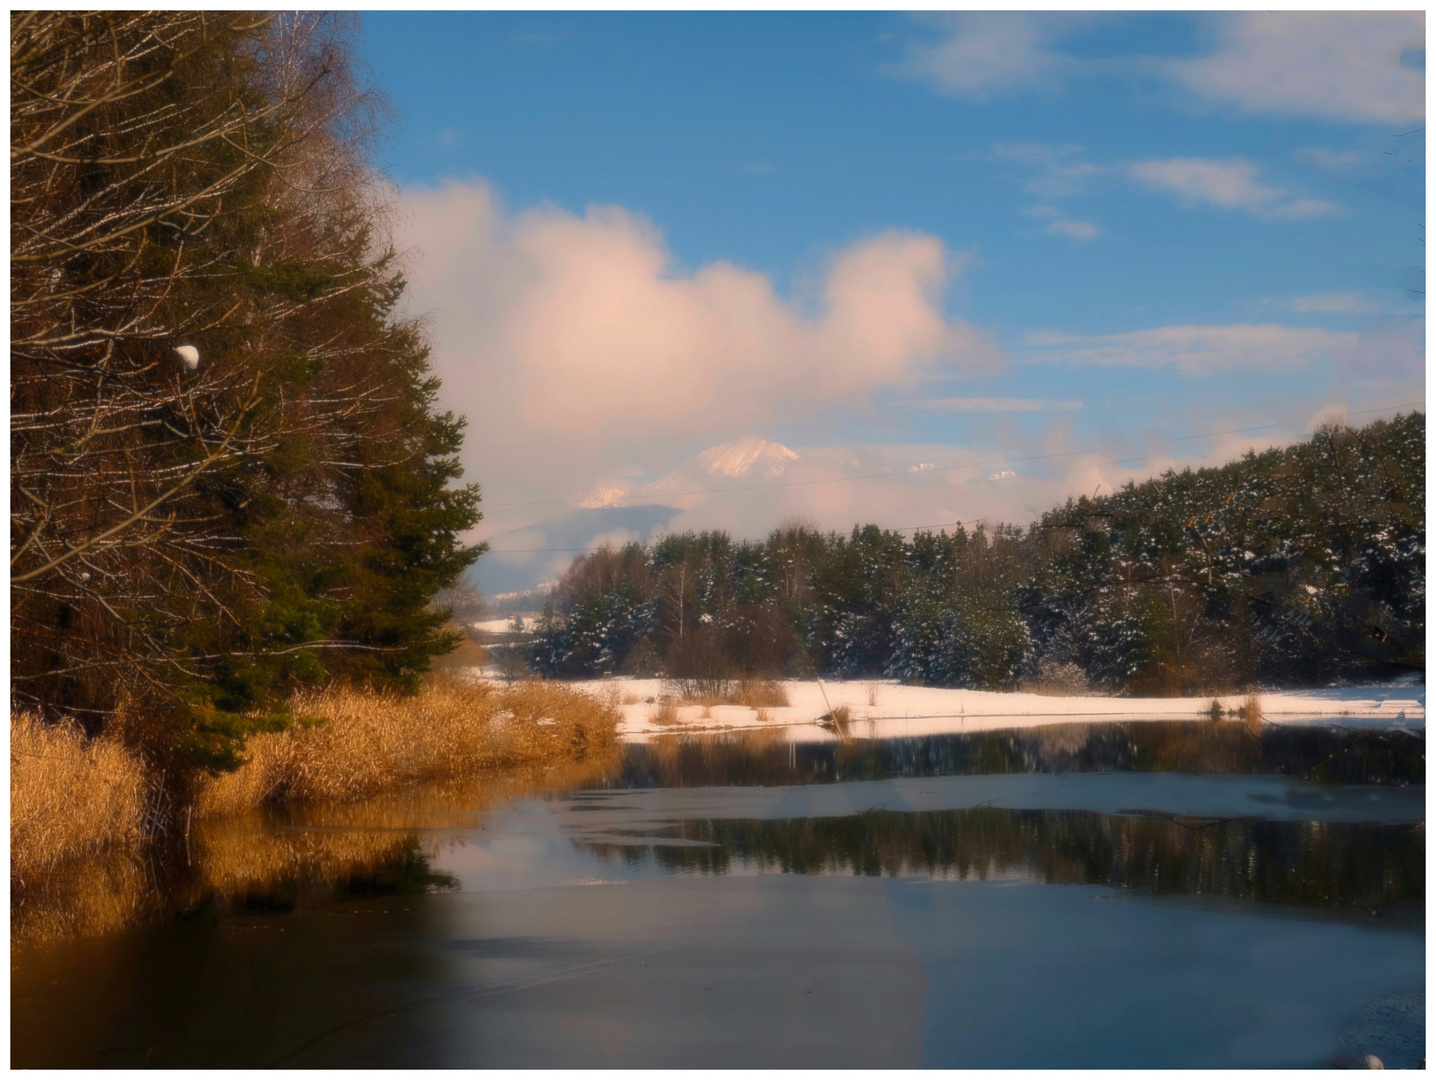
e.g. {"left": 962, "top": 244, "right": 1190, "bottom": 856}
{"left": 14, "top": 679, "right": 624, "bottom": 945}
{"left": 10, "top": 711, "right": 149, "bottom": 889}
{"left": 194, "top": 676, "right": 621, "bottom": 817}
{"left": 13, "top": 750, "right": 628, "bottom": 947}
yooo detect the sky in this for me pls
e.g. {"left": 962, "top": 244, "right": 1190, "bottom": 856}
{"left": 358, "top": 11, "right": 1425, "bottom": 587}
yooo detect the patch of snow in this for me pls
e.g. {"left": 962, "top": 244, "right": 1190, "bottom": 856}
{"left": 472, "top": 616, "right": 539, "bottom": 634}
{"left": 504, "top": 677, "right": 1426, "bottom": 744}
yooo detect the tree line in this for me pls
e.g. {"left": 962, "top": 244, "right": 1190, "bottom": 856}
{"left": 527, "top": 412, "right": 1424, "bottom": 695}
{"left": 11, "top": 13, "right": 481, "bottom": 771}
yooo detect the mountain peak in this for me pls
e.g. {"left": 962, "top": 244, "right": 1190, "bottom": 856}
{"left": 695, "top": 435, "right": 799, "bottom": 478}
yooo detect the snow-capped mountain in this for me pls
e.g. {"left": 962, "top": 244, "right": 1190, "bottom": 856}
{"left": 693, "top": 435, "right": 799, "bottom": 478}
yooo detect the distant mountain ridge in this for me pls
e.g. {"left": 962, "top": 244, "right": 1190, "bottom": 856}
{"left": 466, "top": 504, "right": 681, "bottom": 597}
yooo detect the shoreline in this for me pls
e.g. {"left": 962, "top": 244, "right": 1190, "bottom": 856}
{"left": 466, "top": 672, "right": 1427, "bottom": 743}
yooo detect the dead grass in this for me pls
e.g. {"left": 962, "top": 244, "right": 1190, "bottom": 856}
{"left": 1238, "top": 693, "right": 1264, "bottom": 733}
{"left": 755, "top": 708, "right": 774, "bottom": 723}
{"left": 673, "top": 679, "right": 790, "bottom": 709}
{"left": 14, "top": 746, "right": 628, "bottom": 947}
{"left": 194, "top": 676, "right": 621, "bottom": 818}
{"left": 822, "top": 704, "right": 853, "bottom": 739}
{"left": 10, "top": 711, "right": 150, "bottom": 889}
{"left": 649, "top": 702, "right": 679, "bottom": 726}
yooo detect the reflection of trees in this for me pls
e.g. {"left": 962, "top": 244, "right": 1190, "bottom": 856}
{"left": 616, "top": 722, "right": 1425, "bottom": 790}
{"left": 16, "top": 757, "right": 620, "bottom": 944}
{"left": 584, "top": 810, "right": 1423, "bottom": 915}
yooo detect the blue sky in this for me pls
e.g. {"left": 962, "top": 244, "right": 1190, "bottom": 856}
{"left": 359, "top": 12, "right": 1424, "bottom": 568}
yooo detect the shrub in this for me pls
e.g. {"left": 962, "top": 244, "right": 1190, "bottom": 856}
{"left": 11, "top": 711, "right": 149, "bottom": 886}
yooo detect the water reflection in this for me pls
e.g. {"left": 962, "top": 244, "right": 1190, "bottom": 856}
{"left": 12, "top": 721, "right": 1424, "bottom": 945}
{"left": 582, "top": 810, "right": 1422, "bottom": 917}
{"left": 615, "top": 721, "right": 1426, "bottom": 789}
{"left": 9, "top": 721, "right": 1426, "bottom": 1070}
{"left": 12, "top": 757, "right": 619, "bottom": 945}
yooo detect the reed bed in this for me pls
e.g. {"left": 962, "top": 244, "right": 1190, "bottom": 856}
{"left": 10, "top": 711, "right": 149, "bottom": 889}
{"left": 194, "top": 677, "right": 621, "bottom": 818}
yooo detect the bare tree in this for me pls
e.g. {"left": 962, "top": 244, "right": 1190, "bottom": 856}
{"left": 10, "top": 13, "right": 436, "bottom": 726}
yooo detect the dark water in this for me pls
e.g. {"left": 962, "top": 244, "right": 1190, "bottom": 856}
{"left": 11, "top": 721, "right": 1426, "bottom": 1068}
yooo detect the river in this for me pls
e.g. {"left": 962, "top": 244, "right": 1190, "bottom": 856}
{"left": 11, "top": 720, "right": 1425, "bottom": 1068}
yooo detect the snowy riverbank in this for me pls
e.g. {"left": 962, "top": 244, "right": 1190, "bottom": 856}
{"left": 471, "top": 675, "right": 1426, "bottom": 743}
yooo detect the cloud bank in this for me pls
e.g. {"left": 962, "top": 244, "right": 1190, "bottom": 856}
{"left": 401, "top": 179, "right": 999, "bottom": 444}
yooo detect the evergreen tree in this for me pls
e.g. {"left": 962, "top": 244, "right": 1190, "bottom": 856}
{"left": 11, "top": 13, "right": 482, "bottom": 768}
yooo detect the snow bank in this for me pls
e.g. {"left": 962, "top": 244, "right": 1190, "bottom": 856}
{"left": 497, "top": 676, "right": 1426, "bottom": 743}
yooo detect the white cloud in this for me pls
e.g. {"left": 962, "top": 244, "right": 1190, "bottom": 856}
{"left": 994, "top": 143, "right": 1105, "bottom": 199}
{"left": 1295, "top": 146, "right": 1366, "bottom": 172}
{"left": 1024, "top": 324, "right": 1357, "bottom": 375}
{"left": 889, "top": 14, "right": 1061, "bottom": 98}
{"left": 397, "top": 178, "right": 1003, "bottom": 532}
{"left": 1128, "top": 158, "right": 1281, "bottom": 209}
{"left": 1264, "top": 198, "right": 1341, "bottom": 220}
{"left": 911, "top": 396, "right": 1082, "bottom": 413}
{"left": 891, "top": 13, "right": 1424, "bottom": 127}
{"left": 402, "top": 179, "right": 999, "bottom": 438}
{"left": 1127, "top": 158, "right": 1339, "bottom": 220}
{"left": 1045, "top": 219, "right": 1100, "bottom": 240}
{"left": 1166, "top": 12, "right": 1425, "bottom": 125}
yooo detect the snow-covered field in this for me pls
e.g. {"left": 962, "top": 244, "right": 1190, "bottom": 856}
{"left": 465, "top": 672, "right": 1426, "bottom": 743}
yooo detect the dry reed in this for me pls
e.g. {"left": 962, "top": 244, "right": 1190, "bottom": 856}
{"left": 648, "top": 702, "right": 680, "bottom": 726}
{"left": 675, "top": 679, "right": 790, "bottom": 709}
{"left": 194, "top": 676, "right": 621, "bottom": 817}
{"left": 823, "top": 704, "right": 853, "bottom": 739}
{"left": 1239, "top": 693, "right": 1264, "bottom": 731}
{"left": 10, "top": 711, "right": 149, "bottom": 888}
